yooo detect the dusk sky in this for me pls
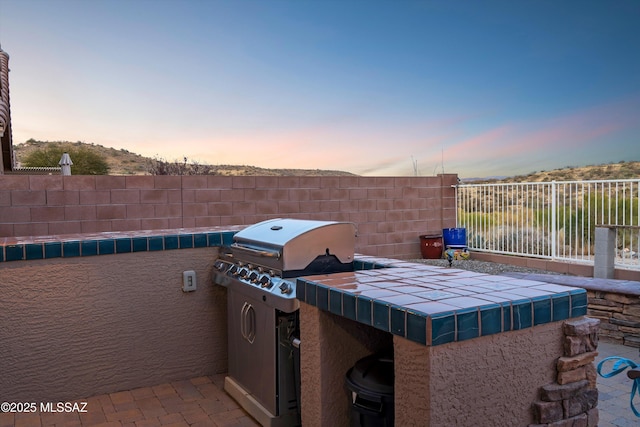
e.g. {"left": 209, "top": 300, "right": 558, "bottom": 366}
{"left": 0, "top": 0, "right": 638, "bottom": 177}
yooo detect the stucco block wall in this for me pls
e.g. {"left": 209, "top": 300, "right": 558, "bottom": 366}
{"left": 394, "top": 323, "right": 563, "bottom": 426}
{"left": 0, "top": 174, "right": 458, "bottom": 259}
{"left": 0, "top": 247, "right": 226, "bottom": 402}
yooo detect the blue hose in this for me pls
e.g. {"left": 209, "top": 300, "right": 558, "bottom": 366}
{"left": 597, "top": 356, "right": 640, "bottom": 417}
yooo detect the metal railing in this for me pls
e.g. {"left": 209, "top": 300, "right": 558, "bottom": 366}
{"left": 7, "top": 166, "right": 62, "bottom": 175}
{"left": 456, "top": 179, "right": 640, "bottom": 270}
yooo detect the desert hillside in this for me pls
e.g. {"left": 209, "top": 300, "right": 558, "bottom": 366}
{"left": 465, "top": 161, "right": 640, "bottom": 183}
{"left": 13, "top": 139, "right": 356, "bottom": 176}
{"left": 13, "top": 139, "right": 639, "bottom": 180}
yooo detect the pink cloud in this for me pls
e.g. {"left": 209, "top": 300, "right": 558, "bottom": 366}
{"left": 440, "top": 95, "right": 640, "bottom": 168}
{"left": 510, "top": 99, "right": 638, "bottom": 154}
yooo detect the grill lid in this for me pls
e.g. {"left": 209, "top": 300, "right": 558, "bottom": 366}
{"left": 231, "top": 218, "right": 356, "bottom": 272}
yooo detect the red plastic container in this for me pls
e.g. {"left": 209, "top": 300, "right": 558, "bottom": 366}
{"left": 419, "top": 235, "right": 443, "bottom": 259}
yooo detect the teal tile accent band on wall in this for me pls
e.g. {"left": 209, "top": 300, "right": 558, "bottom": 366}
{"left": 132, "top": 237, "right": 148, "bottom": 252}
{"left": 115, "top": 238, "right": 132, "bottom": 254}
{"left": 45, "top": 242, "right": 62, "bottom": 259}
{"left": 164, "top": 235, "right": 179, "bottom": 250}
{"left": 98, "top": 240, "right": 115, "bottom": 255}
{"left": 5, "top": 245, "right": 23, "bottom": 261}
{"left": 81, "top": 240, "right": 98, "bottom": 257}
{"left": 0, "top": 229, "right": 241, "bottom": 263}
{"left": 194, "top": 234, "right": 207, "bottom": 248}
{"left": 148, "top": 236, "right": 163, "bottom": 251}
{"left": 207, "top": 233, "right": 223, "bottom": 247}
{"left": 63, "top": 241, "right": 80, "bottom": 257}
{"left": 25, "top": 243, "right": 43, "bottom": 260}
{"left": 179, "top": 235, "right": 193, "bottom": 249}
{"left": 222, "top": 232, "right": 234, "bottom": 246}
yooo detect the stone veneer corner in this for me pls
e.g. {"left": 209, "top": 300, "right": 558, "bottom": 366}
{"left": 530, "top": 317, "right": 600, "bottom": 427}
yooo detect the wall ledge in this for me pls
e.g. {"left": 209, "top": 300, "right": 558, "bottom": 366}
{"left": 0, "top": 226, "right": 243, "bottom": 263}
{"left": 503, "top": 272, "right": 640, "bottom": 297}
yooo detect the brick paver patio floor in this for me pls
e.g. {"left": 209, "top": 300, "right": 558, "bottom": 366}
{"left": 0, "top": 374, "right": 258, "bottom": 427}
{"left": 1, "top": 340, "right": 638, "bottom": 426}
{"left": 596, "top": 340, "right": 640, "bottom": 427}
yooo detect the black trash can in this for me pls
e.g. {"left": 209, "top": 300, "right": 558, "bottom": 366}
{"left": 345, "top": 350, "right": 394, "bottom": 427}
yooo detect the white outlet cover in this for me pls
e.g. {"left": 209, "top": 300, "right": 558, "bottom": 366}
{"left": 182, "top": 270, "right": 197, "bottom": 292}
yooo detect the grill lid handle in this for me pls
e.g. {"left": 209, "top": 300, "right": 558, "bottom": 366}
{"left": 230, "top": 243, "right": 281, "bottom": 259}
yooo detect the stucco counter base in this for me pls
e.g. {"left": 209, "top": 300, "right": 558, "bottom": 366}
{"left": 296, "top": 257, "right": 597, "bottom": 427}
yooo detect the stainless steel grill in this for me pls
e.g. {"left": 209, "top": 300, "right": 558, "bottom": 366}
{"left": 212, "top": 218, "right": 357, "bottom": 427}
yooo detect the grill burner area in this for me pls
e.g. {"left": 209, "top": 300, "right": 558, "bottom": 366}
{"left": 212, "top": 218, "right": 357, "bottom": 427}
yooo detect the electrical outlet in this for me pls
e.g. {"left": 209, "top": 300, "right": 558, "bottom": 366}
{"left": 182, "top": 270, "right": 197, "bottom": 292}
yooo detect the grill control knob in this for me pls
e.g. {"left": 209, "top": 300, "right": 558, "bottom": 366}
{"left": 214, "top": 261, "right": 226, "bottom": 272}
{"left": 279, "top": 282, "right": 293, "bottom": 295}
{"left": 228, "top": 265, "right": 238, "bottom": 275}
{"left": 238, "top": 268, "right": 249, "bottom": 278}
{"left": 248, "top": 271, "right": 259, "bottom": 282}
{"left": 259, "top": 275, "right": 271, "bottom": 288}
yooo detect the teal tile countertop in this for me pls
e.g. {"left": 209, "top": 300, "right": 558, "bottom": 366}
{"left": 298, "top": 255, "right": 588, "bottom": 347}
{"left": 0, "top": 226, "right": 243, "bottom": 262}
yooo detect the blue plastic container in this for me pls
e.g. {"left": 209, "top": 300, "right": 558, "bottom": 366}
{"left": 442, "top": 228, "right": 467, "bottom": 248}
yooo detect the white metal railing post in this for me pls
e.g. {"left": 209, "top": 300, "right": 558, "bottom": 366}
{"left": 551, "top": 180, "right": 557, "bottom": 259}
{"left": 454, "top": 183, "right": 459, "bottom": 227}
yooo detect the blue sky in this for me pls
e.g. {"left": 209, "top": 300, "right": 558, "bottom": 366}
{"left": 0, "top": 0, "right": 638, "bottom": 177}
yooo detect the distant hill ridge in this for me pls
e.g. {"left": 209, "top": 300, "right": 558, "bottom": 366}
{"left": 13, "top": 139, "right": 356, "bottom": 176}
{"left": 13, "top": 139, "right": 639, "bottom": 180}
{"left": 465, "top": 160, "right": 640, "bottom": 183}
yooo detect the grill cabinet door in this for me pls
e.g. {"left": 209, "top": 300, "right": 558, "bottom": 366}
{"left": 227, "top": 288, "right": 277, "bottom": 416}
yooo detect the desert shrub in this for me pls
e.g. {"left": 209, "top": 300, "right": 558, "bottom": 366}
{"left": 22, "top": 145, "right": 109, "bottom": 175}
{"left": 146, "top": 157, "right": 215, "bottom": 175}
